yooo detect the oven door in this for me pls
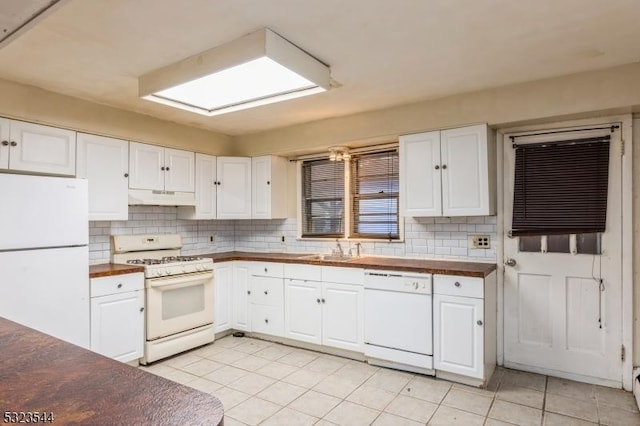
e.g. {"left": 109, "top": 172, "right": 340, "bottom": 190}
{"left": 146, "top": 271, "right": 213, "bottom": 341}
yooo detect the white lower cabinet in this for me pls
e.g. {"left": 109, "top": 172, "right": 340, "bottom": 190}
{"left": 250, "top": 265, "right": 285, "bottom": 337}
{"left": 90, "top": 273, "right": 144, "bottom": 363}
{"left": 214, "top": 262, "right": 233, "bottom": 333}
{"left": 285, "top": 279, "right": 322, "bottom": 344}
{"left": 433, "top": 273, "right": 496, "bottom": 386}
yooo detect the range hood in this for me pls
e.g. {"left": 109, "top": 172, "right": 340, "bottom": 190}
{"left": 128, "top": 189, "right": 196, "bottom": 206}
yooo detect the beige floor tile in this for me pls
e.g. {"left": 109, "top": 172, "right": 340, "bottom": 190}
{"left": 428, "top": 405, "right": 485, "bottom": 425}
{"left": 230, "top": 354, "right": 271, "bottom": 372}
{"left": 160, "top": 368, "right": 199, "bottom": 384}
{"left": 545, "top": 393, "right": 598, "bottom": 423}
{"left": 261, "top": 407, "right": 318, "bottom": 426}
{"left": 185, "top": 377, "right": 223, "bottom": 394}
{"left": 139, "top": 363, "right": 174, "bottom": 376}
{"left": 278, "top": 349, "right": 319, "bottom": 367}
{"left": 346, "top": 384, "right": 397, "bottom": 410}
{"left": 253, "top": 344, "right": 294, "bottom": 361}
{"left": 442, "top": 387, "right": 493, "bottom": 416}
{"left": 486, "top": 369, "right": 504, "bottom": 392}
{"left": 288, "top": 390, "right": 341, "bottom": 418}
{"left": 211, "top": 386, "right": 251, "bottom": 410}
{"left": 213, "top": 336, "right": 244, "bottom": 349}
{"left": 313, "top": 374, "right": 361, "bottom": 399}
{"left": 595, "top": 385, "right": 640, "bottom": 412}
{"left": 543, "top": 412, "right": 598, "bottom": 425}
{"left": 225, "top": 396, "right": 281, "bottom": 426}
{"left": 305, "top": 356, "right": 346, "bottom": 374}
{"left": 281, "top": 369, "right": 327, "bottom": 388}
{"left": 227, "top": 371, "right": 276, "bottom": 395}
{"left": 334, "top": 361, "right": 379, "bottom": 385}
{"left": 401, "top": 376, "right": 451, "bottom": 404}
{"left": 372, "top": 412, "right": 422, "bottom": 426}
{"left": 598, "top": 402, "right": 640, "bottom": 426}
{"left": 204, "top": 365, "right": 250, "bottom": 385}
{"left": 546, "top": 377, "right": 595, "bottom": 402}
{"left": 233, "top": 338, "right": 273, "bottom": 354}
{"left": 324, "top": 400, "right": 381, "bottom": 426}
{"left": 206, "top": 348, "right": 249, "bottom": 364}
{"left": 178, "top": 358, "right": 223, "bottom": 376}
{"left": 501, "top": 369, "right": 547, "bottom": 392}
{"left": 452, "top": 382, "right": 496, "bottom": 397}
{"left": 489, "top": 400, "right": 542, "bottom": 426}
{"left": 497, "top": 382, "right": 545, "bottom": 409}
{"left": 484, "top": 419, "right": 516, "bottom": 426}
{"left": 365, "top": 368, "right": 413, "bottom": 393}
{"left": 221, "top": 416, "right": 248, "bottom": 426}
{"left": 384, "top": 395, "right": 438, "bottom": 423}
{"left": 161, "top": 352, "right": 203, "bottom": 368}
{"left": 314, "top": 420, "right": 339, "bottom": 426}
{"left": 257, "top": 381, "right": 307, "bottom": 406}
{"left": 255, "top": 361, "right": 298, "bottom": 380}
{"left": 191, "top": 343, "right": 227, "bottom": 358}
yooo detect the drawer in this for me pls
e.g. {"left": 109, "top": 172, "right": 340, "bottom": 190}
{"left": 321, "top": 266, "right": 364, "bottom": 285}
{"left": 250, "top": 276, "right": 284, "bottom": 306}
{"left": 434, "top": 274, "right": 483, "bottom": 298}
{"left": 91, "top": 272, "right": 144, "bottom": 297}
{"left": 249, "top": 262, "right": 284, "bottom": 278}
{"left": 251, "top": 305, "right": 284, "bottom": 336}
{"left": 284, "top": 263, "right": 321, "bottom": 281}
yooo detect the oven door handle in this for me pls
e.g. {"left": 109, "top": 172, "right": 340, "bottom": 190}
{"left": 147, "top": 271, "right": 213, "bottom": 290}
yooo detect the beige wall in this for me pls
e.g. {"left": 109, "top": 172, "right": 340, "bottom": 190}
{"left": 0, "top": 78, "right": 233, "bottom": 154}
{"left": 233, "top": 62, "right": 640, "bottom": 156}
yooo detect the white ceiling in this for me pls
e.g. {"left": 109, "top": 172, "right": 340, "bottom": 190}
{"left": 0, "top": 0, "right": 639, "bottom": 135}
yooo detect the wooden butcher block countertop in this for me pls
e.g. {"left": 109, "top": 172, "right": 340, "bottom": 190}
{"left": 203, "top": 251, "right": 496, "bottom": 278}
{"left": 89, "top": 263, "right": 145, "bottom": 278}
{"left": 0, "top": 317, "right": 224, "bottom": 426}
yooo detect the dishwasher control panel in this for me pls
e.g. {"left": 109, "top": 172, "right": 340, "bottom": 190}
{"left": 364, "top": 270, "right": 432, "bottom": 294}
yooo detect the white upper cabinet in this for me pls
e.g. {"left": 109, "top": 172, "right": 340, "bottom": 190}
{"left": 217, "top": 156, "right": 251, "bottom": 219}
{"left": 178, "top": 153, "right": 217, "bottom": 220}
{"left": 1, "top": 120, "right": 76, "bottom": 176}
{"left": 251, "top": 155, "right": 288, "bottom": 219}
{"left": 77, "top": 133, "right": 129, "bottom": 221}
{"left": 400, "top": 124, "right": 495, "bottom": 217}
{"left": 129, "top": 142, "right": 194, "bottom": 192}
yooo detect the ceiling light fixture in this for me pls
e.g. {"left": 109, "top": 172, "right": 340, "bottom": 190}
{"left": 139, "top": 28, "right": 331, "bottom": 116}
{"left": 329, "top": 146, "right": 350, "bottom": 161}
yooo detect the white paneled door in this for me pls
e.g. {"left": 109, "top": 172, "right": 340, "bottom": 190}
{"left": 502, "top": 126, "right": 622, "bottom": 386}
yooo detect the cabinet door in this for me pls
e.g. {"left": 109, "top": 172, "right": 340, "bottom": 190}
{"left": 0, "top": 117, "right": 9, "bottom": 169}
{"left": 251, "top": 155, "right": 272, "bottom": 219}
{"left": 217, "top": 156, "right": 251, "bottom": 219}
{"left": 232, "top": 262, "right": 251, "bottom": 331}
{"left": 129, "top": 142, "right": 164, "bottom": 190}
{"left": 90, "top": 290, "right": 144, "bottom": 363}
{"left": 322, "top": 282, "right": 363, "bottom": 351}
{"left": 284, "top": 279, "right": 322, "bottom": 344}
{"left": 440, "top": 124, "right": 490, "bottom": 216}
{"left": 399, "top": 131, "right": 441, "bottom": 216}
{"left": 196, "top": 153, "right": 217, "bottom": 218}
{"left": 164, "top": 148, "right": 195, "bottom": 192}
{"left": 9, "top": 120, "right": 76, "bottom": 176}
{"left": 214, "top": 263, "right": 233, "bottom": 333}
{"left": 77, "top": 133, "right": 129, "bottom": 221}
{"left": 434, "top": 294, "right": 484, "bottom": 378}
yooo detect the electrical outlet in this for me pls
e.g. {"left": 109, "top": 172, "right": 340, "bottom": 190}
{"left": 470, "top": 234, "right": 490, "bottom": 249}
{"left": 281, "top": 235, "right": 285, "bottom": 243}
{"left": 209, "top": 235, "right": 215, "bottom": 243}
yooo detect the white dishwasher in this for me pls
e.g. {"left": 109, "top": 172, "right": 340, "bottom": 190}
{"left": 364, "top": 270, "right": 434, "bottom": 375}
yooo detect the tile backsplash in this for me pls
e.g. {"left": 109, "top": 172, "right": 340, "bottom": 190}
{"left": 90, "top": 207, "right": 496, "bottom": 264}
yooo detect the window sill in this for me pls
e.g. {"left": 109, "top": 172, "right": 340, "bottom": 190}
{"left": 296, "top": 236, "right": 405, "bottom": 243}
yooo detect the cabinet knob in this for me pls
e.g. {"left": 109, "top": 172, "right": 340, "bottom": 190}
{"left": 434, "top": 165, "right": 440, "bottom": 170}
{"left": 1, "top": 140, "right": 8, "bottom": 146}
{"left": 247, "top": 290, "right": 251, "bottom": 295}
{"left": 264, "top": 290, "right": 268, "bottom": 295}
{"left": 442, "top": 164, "right": 447, "bottom": 170}
{"left": 124, "top": 173, "right": 129, "bottom": 178}
{"left": 316, "top": 298, "right": 321, "bottom": 304}
{"left": 477, "top": 320, "right": 483, "bottom": 326}
{"left": 264, "top": 318, "right": 269, "bottom": 324}
{"left": 264, "top": 268, "right": 268, "bottom": 273}
{"left": 321, "top": 298, "right": 326, "bottom": 304}
{"left": 217, "top": 181, "right": 221, "bottom": 185}
{"left": 140, "top": 307, "right": 145, "bottom": 313}
{"left": 166, "top": 167, "right": 170, "bottom": 171}
{"left": 454, "top": 281, "right": 461, "bottom": 287}
{"left": 10, "top": 141, "right": 17, "bottom": 147}
{"left": 161, "top": 166, "right": 166, "bottom": 171}
{"left": 267, "top": 181, "right": 270, "bottom": 185}
{"left": 117, "top": 283, "right": 123, "bottom": 289}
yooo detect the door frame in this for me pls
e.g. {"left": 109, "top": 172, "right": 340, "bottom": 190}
{"left": 496, "top": 114, "right": 633, "bottom": 390}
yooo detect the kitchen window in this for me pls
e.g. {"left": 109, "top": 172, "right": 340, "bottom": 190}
{"left": 299, "top": 149, "right": 400, "bottom": 240}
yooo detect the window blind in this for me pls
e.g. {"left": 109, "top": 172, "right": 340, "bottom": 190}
{"left": 350, "top": 150, "right": 399, "bottom": 239}
{"left": 511, "top": 137, "right": 610, "bottom": 236}
{"left": 301, "top": 159, "right": 345, "bottom": 237}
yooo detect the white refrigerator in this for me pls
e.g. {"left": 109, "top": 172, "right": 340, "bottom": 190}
{"left": 0, "top": 174, "right": 90, "bottom": 348}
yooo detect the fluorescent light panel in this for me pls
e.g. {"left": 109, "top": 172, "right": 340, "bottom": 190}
{"left": 139, "top": 29, "right": 330, "bottom": 116}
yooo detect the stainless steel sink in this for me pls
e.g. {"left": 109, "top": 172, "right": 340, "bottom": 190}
{"left": 300, "top": 254, "right": 360, "bottom": 262}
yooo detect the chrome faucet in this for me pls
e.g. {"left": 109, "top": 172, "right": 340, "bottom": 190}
{"left": 333, "top": 239, "right": 344, "bottom": 257}
{"left": 355, "top": 242, "right": 362, "bottom": 257}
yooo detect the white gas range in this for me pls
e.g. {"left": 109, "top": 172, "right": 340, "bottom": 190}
{"left": 112, "top": 234, "right": 215, "bottom": 364}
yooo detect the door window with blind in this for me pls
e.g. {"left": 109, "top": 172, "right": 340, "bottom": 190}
{"left": 299, "top": 149, "right": 401, "bottom": 240}
{"left": 511, "top": 135, "right": 610, "bottom": 254}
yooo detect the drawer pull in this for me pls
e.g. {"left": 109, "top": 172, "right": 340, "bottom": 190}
{"left": 264, "top": 318, "right": 269, "bottom": 324}
{"left": 117, "top": 283, "right": 123, "bottom": 289}
{"left": 264, "top": 268, "right": 268, "bottom": 273}
{"left": 477, "top": 320, "right": 483, "bottom": 326}
{"left": 454, "top": 282, "right": 461, "bottom": 287}
{"left": 140, "top": 307, "right": 144, "bottom": 313}
{"left": 247, "top": 290, "right": 251, "bottom": 295}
